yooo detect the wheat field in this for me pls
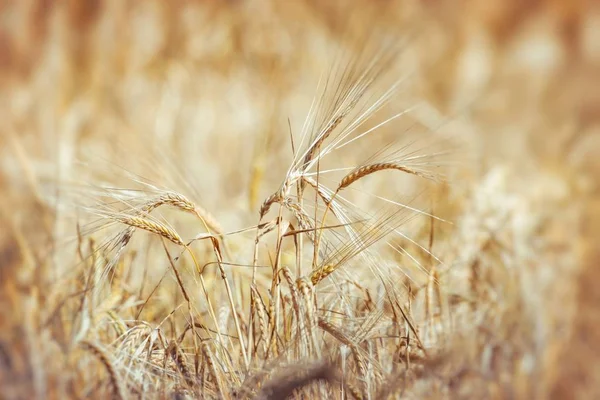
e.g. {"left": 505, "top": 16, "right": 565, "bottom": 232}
{"left": 1, "top": 1, "right": 599, "bottom": 399}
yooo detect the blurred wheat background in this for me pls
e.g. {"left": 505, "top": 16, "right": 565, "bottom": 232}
{"left": 1, "top": 0, "right": 599, "bottom": 399}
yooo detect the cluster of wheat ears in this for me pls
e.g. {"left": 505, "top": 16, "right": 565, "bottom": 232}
{"left": 60, "top": 23, "right": 462, "bottom": 399}
{"left": 2, "top": 1, "right": 597, "bottom": 399}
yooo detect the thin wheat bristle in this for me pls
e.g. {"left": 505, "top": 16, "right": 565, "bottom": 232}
{"left": 300, "top": 30, "right": 397, "bottom": 174}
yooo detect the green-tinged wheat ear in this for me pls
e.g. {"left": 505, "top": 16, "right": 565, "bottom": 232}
{"left": 309, "top": 264, "right": 338, "bottom": 286}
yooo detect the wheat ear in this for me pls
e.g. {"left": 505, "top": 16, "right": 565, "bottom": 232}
{"left": 338, "top": 162, "right": 436, "bottom": 191}
{"left": 318, "top": 318, "right": 367, "bottom": 384}
{"left": 202, "top": 342, "right": 224, "bottom": 399}
{"left": 80, "top": 340, "right": 127, "bottom": 400}
{"left": 167, "top": 340, "right": 194, "bottom": 388}
{"left": 145, "top": 192, "right": 224, "bottom": 235}
{"left": 114, "top": 215, "right": 184, "bottom": 246}
{"left": 250, "top": 285, "right": 269, "bottom": 354}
